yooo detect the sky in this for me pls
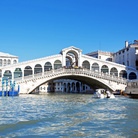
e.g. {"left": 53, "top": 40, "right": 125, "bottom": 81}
{"left": 0, "top": 0, "right": 138, "bottom": 62}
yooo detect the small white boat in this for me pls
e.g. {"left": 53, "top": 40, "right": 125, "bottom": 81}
{"left": 95, "top": 89, "right": 115, "bottom": 99}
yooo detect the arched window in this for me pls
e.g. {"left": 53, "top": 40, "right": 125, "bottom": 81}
{"left": 76, "top": 82, "right": 80, "bottom": 92}
{"left": 129, "top": 72, "right": 137, "bottom": 80}
{"left": 44, "top": 62, "right": 52, "bottom": 71}
{"left": 34, "top": 64, "right": 42, "bottom": 74}
{"left": 3, "top": 70, "right": 12, "bottom": 79}
{"left": 110, "top": 67, "right": 118, "bottom": 76}
{"left": 119, "top": 70, "right": 127, "bottom": 79}
{"left": 67, "top": 83, "right": 71, "bottom": 92}
{"left": 72, "top": 82, "right": 75, "bottom": 91}
{"left": 0, "top": 59, "right": 2, "bottom": 66}
{"left": 13, "top": 60, "right": 17, "bottom": 64}
{"left": 101, "top": 65, "right": 109, "bottom": 73}
{"left": 0, "top": 69, "right": 2, "bottom": 77}
{"left": 24, "top": 66, "right": 32, "bottom": 76}
{"left": 14, "top": 68, "right": 22, "bottom": 78}
{"left": 4, "top": 59, "right": 6, "bottom": 66}
{"left": 64, "top": 83, "right": 66, "bottom": 92}
{"left": 54, "top": 60, "right": 62, "bottom": 69}
{"left": 82, "top": 60, "right": 90, "bottom": 69}
{"left": 8, "top": 59, "right": 11, "bottom": 65}
{"left": 92, "top": 63, "right": 99, "bottom": 71}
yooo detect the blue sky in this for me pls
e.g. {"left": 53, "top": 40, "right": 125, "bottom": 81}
{"left": 0, "top": 0, "right": 138, "bottom": 62}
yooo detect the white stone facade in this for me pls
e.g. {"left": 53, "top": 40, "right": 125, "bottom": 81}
{"left": 0, "top": 52, "right": 18, "bottom": 77}
{"left": 113, "top": 40, "right": 138, "bottom": 70}
{"left": 0, "top": 45, "right": 137, "bottom": 94}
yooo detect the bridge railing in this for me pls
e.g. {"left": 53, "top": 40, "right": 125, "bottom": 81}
{"left": 0, "top": 68, "right": 127, "bottom": 85}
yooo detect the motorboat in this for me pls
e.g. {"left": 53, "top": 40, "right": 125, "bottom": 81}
{"left": 95, "top": 89, "right": 115, "bottom": 99}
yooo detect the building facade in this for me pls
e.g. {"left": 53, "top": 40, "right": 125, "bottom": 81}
{"left": 39, "top": 79, "right": 93, "bottom": 94}
{"left": 113, "top": 40, "right": 138, "bottom": 70}
{"left": 0, "top": 52, "right": 18, "bottom": 77}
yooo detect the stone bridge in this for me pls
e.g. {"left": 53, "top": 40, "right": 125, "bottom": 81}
{"left": 0, "top": 46, "right": 137, "bottom": 94}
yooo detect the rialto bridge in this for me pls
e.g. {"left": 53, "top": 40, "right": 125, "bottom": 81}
{"left": 0, "top": 46, "right": 137, "bottom": 94}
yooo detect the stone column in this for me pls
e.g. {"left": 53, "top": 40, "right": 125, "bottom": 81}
{"left": 62, "top": 51, "right": 66, "bottom": 67}
{"left": 79, "top": 82, "right": 81, "bottom": 92}
{"left": 78, "top": 51, "right": 82, "bottom": 67}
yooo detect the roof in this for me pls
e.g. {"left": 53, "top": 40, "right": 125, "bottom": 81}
{"left": 60, "top": 46, "right": 82, "bottom": 54}
{"left": 86, "top": 50, "right": 113, "bottom": 56}
{"left": 0, "top": 52, "right": 18, "bottom": 58}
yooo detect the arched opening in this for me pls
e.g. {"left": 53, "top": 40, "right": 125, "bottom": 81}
{"left": 14, "top": 68, "right": 22, "bottom": 78}
{"left": 76, "top": 82, "right": 80, "bottom": 92}
{"left": 3, "top": 70, "right": 12, "bottom": 79}
{"left": 110, "top": 67, "right": 118, "bottom": 76}
{"left": 119, "top": 70, "right": 127, "bottom": 79}
{"left": 129, "top": 72, "right": 137, "bottom": 80}
{"left": 64, "top": 83, "right": 66, "bottom": 92}
{"left": 66, "top": 50, "right": 78, "bottom": 67}
{"left": 13, "top": 60, "right": 17, "bottom": 64}
{"left": 66, "top": 56, "right": 73, "bottom": 68}
{"left": 44, "top": 62, "right": 52, "bottom": 71}
{"left": 34, "top": 64, "right": 42, "bottom": 74}
{"left": 72, "top": 82, "right": 75, "bottom": 92}
{"left": 67, "top": 83, "right": 70, "bottom": 92}
{"left": 82, "top": 60, "right": 90, "bottom": 69}
{"left": 24, "top": 66, "right": 32, "bottom": 76}
{"left": 0, "top": 69, "right": 2, "bottom": 77}
{"left": 92, "top": 63, "right": 99, "bottom": 71}
{"left": 101, "top": 65, "right": 109, "bottom": 73}
{"left": 54, "top": 60, "right": 62, "bottom": 69}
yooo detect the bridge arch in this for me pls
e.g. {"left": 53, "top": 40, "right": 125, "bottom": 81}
{"left": 66, "top": 50, "right": 79, "bottom": 67}
{"left": 24, "top": 66, "right": 33, "bottom": 76}
{"left": 44, "top": 62, "right": 52, "bottom": 71}
{"left": 54, "top": 60, "right": 62, "bottom": 69}
{"left": 34, "top": 64, "right": 42, "bottom": 74}
{"left": 119, "top": 70, "right": 127, "bottom": 79}
{"left": 101, "top": 65, "right": 109, "bottom": 74}
{"left": 14, "top": 68, "right": 22, "bottom": 78}
{"left": 26, "top": 71, "right": 117, "bottom": 94}
{"left": 92, "top": 62, "right": 99, "bottom": 71}
{"left": 3, "top": 70, "right": 12, "bottom": 79}
{"left": 129, "top": 72, "right": 137, "bottom": 80}
{"left": 110, "top": 67, "right": 118, "bottom": 76}
{"left": 82, "top": 60, "right": 90, "bottom": 69}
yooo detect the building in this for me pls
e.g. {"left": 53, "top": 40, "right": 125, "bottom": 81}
{"left": 86, "top": 50, "right": 113, "bottom": 62}
{"left": 113, "top": 40, "right": 138, "bottom": 70}
{"left": 0, "top": 52, "right": 18, "bottom": 77}
{"left": 39, "top": 79, "right": 94, "bottom": 94}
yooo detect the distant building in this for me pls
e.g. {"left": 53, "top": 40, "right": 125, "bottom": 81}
{"left": 0, "top": 52, "right": 18, "bottom": 77}
{"left": 86, "top": 50, "right": 113, "bottom": 62}
{"left": 113, "top": 40, "right": 138, "bottom": 70}
{"left": 39, "top": 79, "right": 94, "bottom": 94}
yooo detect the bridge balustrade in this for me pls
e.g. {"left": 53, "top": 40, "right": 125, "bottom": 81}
{"left": 0, "top": 68, "right": 127, "bottom": 87}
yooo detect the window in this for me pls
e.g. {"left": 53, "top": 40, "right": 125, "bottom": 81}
{"left": 4, "top": 59, "right": 6, "bottom": 66}
{"left": 99, "top": 56, "right": 101, "bottom": 59}
{"left": 127, "top": 61, "right": 129, "bottom": 66}
{"left": 0, "top": 59, "right": 2, "bottom": 66}
{"left": 13, "top": 60, "right": 17, "bottom": 64}
{"left": 8, "top": 59, "right": 11, "bottom": 65}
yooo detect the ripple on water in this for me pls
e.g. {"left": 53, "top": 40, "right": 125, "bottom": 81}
{"left": 0, "top": 94, "right": 137, "bottom": 137}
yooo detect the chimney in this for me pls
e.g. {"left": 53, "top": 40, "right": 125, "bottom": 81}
{"left": 125, "top": 41, "right": 128, "bottom": 48}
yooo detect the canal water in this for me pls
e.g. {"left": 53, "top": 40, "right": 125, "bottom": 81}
{"left": 0, "top": 93, "right": 137, "bottom": 137}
